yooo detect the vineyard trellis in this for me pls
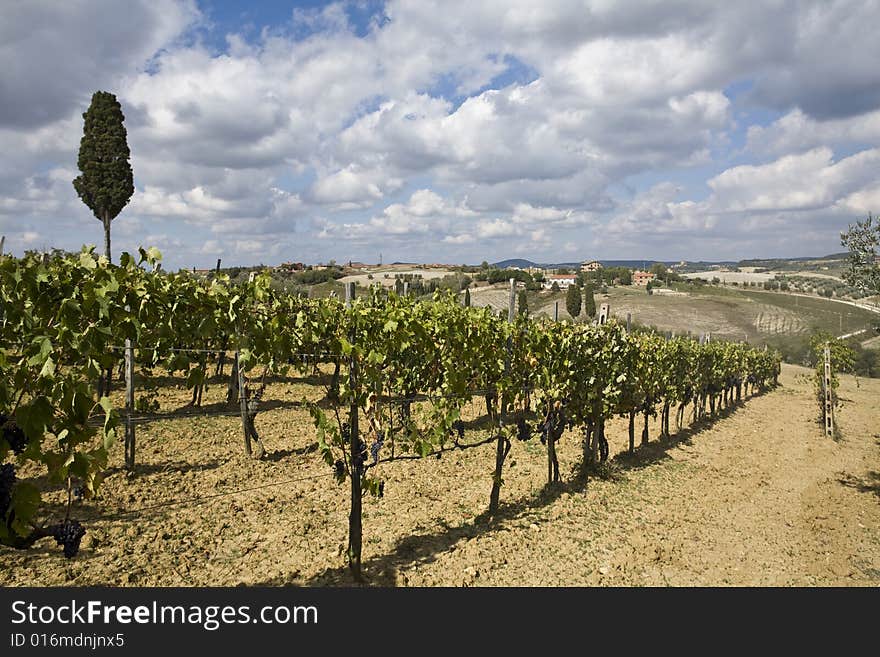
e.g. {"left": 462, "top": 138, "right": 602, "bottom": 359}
{"left": 809, "top": 332, "right": 855, "bottom": 439}
{"left": 1, "top": 248, "right": 781, "bottom": 579}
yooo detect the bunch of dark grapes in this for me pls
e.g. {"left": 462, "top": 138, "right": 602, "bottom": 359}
{"left": 539, "top": 407, "right": 566, "bottom": 445}
{"left": 2, "top": 416, "right": 28, "bottom": 455}
{"left": 52, "top": 520, "right": 86, "bottom": 559}
{"left": 516, "top": 417, "right": 532, "bottom": 441}
{"left": 378, "top": 481, "right": 385, "bottom": 498}
{"left": 452, "top": 420, "right": 465, "bottom": 442}
{"left": 369, "top": 431, "right": 384, "bottom": 465}
{"left": 333, "top": 459, "right": 345, "bottom": 480}
{"left": 0, "top": 463, "right": 15, "bottom": 519}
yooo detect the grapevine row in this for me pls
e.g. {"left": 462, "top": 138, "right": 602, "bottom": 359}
{"left": 0, "top": 248, "right": 780, "bottom": 571}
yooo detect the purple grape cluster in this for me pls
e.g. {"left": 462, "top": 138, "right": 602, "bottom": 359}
{"left": 369, "top": 431, "right": 384, "bottom": 465}
{"left": 52, "top": 519, "right": 86, "bottom": 559}
{"left": 1, "top": 415, "right": 28, "bottom": 455}
{"left": 0, "top": 463, "right": 15, "bottom": 519}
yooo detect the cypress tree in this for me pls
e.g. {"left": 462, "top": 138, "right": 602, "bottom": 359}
{"left": 72, "top": 91, "right": 134, "bottom": 262}
{"left": 518, "top": 289, "right": 528, "bottom": 315}
{"left": 464, "top": 287, "right": 471, "bottom": 307}
{"left": 584, "top": 282, "right": 596, "bottom": 318}
{"left": 565, "top": 284, "right": 582, "bottom": 319}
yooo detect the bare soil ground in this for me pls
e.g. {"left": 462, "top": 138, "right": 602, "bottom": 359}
{"left": 2, "top": 364, "right": 878, "bottom": 587}
{"left": 683, "top": 271, "right": 775, "bottom": 284}
{"left": 532, "top": 285, "right": 877, "bottom": 344}
{"left": 468, "top": 285, "right": 521, "bottom": 313}
{"left": 339, "top": 268, "right": 455, "bottom": 288}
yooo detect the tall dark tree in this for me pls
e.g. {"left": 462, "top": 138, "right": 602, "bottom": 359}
{"left": 464, "top": 287, "right": 471, "bottom": 307}
{"left": 584, "top": 282, "right": 596, "bottom": 318}
{"left": 649, "top": 262, "right": 668, "bottom": 279}
{"left": 565, "top": 284, "right": 581, "bottom": 319}
{"left": 841, "top": 213, "right": 880, "bottom": 295}
{"left": 517, "top": 289, "right": 528, "bottom": 315}
{"left": 73, "top": 91, "right": 134, "bottom": 262}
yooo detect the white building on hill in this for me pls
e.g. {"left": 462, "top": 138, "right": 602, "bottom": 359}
{"left": 542, "top": 274, "right": 577, "bottom": 289}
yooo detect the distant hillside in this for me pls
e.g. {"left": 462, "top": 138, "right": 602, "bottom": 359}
{"left": 739, "top": 253, "right": 849, "bottom": 269}
{"left": 492, "top": 258, "right": 725, "bottom": 270}
{"left": 491, "top": 259, "right": 542, "bottom": 269}
{"left": 492, "top": 255, "right": 844, "bottom": 270}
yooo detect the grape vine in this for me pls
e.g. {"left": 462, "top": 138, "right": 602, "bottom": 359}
{"left": 1, "top": 246, "right": 781, "bottom": 571}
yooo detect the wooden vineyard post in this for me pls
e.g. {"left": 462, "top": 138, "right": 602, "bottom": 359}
{"left": 236, "top": 348, "right": 252, "bottom": 457}
{"left": 344, "top": 281, "right": 363, "bottom": 580}
{"left": 124, "top": 324, "right": 135, "bottom": 471}
{"left": 507, "top": 277, "right": 515, "bottom": 323}
{"left": 823, "top": 344, "right": 834, "bottom": 437}
{"left": 626, "top": 312, "right": 631, "bottom": 333}
{"left": 554, "top": 300, "right": 559, "bottom": 322}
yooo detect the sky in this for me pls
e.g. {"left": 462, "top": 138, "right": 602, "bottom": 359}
{"left": 2, "top": 0, "right": 880, "bottom": 270}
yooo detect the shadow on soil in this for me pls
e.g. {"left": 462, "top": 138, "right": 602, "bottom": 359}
{"left": 103, "top": 459, "right": 224, "bottom": 478}
{"left": 133, "top": 398, "right": 312, "bottom": 421}
{"left": 255, "top": 389, "right": 773, "bottom": 587}
{"left": 264, "top": 442, "right": 319, "bottom": 462}
{"left": 838, "top": 471, "right": 880, "bottom": 499}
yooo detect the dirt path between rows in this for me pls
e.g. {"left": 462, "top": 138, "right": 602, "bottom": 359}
{"left": 3, "top": 364, "right": 878, "bottom": 586}
{"left": 389, "top": 364, "right": 879, "bottom": 586}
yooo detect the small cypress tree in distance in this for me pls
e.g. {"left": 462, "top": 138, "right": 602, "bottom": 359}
{"left": 565, "top": 284, "right": 581, "bottom": 319}
{"left": 584, "top": 282, "right": 596, "bottom": 318}
{"left": 518, "top": 289, "right": 528, "bottom": 315}
{"left": 464, "top": 287, "right": 471, "bottom": 307}
{"left": 72, "top": 91, "right": 134, "bottom": 262}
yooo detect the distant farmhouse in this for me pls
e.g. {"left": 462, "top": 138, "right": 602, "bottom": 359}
{"left": 542, "top": 273, "right": 577, "bottom": 289}
{"left": 581, "top": 260, "right": 602, "bottom": 272}
{"left": 275, "top": 261, "right": 304, "bottom": 272}
{"left": 632, "top": 270, "right": 656, "bottom": 286}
